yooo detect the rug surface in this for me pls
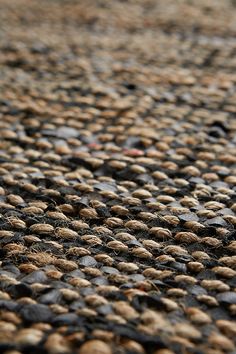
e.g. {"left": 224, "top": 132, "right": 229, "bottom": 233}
{"left": 0, "top": 1, "right": 236, "bottom": 353}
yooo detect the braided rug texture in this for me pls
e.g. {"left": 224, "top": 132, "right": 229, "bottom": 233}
{"left": 0, "top": 1, "right": 236, "bottom": 353}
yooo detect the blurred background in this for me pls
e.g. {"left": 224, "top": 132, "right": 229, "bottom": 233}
{"left": 0, "top": 0, "right": 236, "bottom": 125}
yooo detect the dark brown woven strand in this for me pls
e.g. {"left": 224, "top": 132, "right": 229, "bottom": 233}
{"left": 0, "top": 1, "right": 236, "bottom": 354}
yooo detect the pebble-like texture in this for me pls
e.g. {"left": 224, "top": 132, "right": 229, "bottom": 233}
{"left": 0, "top": 0, "right": 236, "bottom": 353}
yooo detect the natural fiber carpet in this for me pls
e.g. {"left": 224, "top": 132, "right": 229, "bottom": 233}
{"left": 0, "top": 1, "right": 236, "bottom": 353}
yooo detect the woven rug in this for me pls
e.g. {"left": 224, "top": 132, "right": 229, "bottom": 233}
{"left": 0, "top": 1, "right": 236, "bottom": 353}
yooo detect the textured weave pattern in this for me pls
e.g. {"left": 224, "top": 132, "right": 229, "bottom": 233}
{"left": 0, "top": 1, "right": 236, "bottom": 353}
